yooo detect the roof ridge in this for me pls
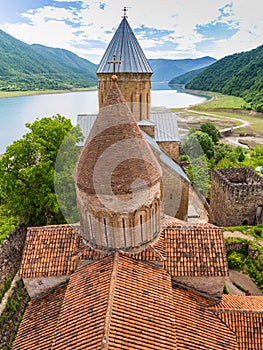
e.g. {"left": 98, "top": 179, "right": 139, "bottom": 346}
{"left": 101, "top": 252, "right": 120, "bottom": 349}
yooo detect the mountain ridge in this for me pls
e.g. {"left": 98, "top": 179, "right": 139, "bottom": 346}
{"left": 185, "top": 45, "right": 263, "bottom": 112}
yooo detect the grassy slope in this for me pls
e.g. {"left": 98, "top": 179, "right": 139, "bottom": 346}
{"left": 171, "top": 91, "right": 263, "bottom": 135}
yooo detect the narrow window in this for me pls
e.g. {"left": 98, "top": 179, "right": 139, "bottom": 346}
{"left": 140, "top": 214, "right": 144, "bottom": 241}
{"left": 170, "top": 193, "right": 173, "bottom": 200}
{"left": 122, "top": 218, "right": 127, "bottom": 247}
{"left": 103, "top": 218, "right": 108, "bottom": 246}
{"left": 152, "top": 208, "right": 155, "bottom": 233}
{"left": 89, "top": 215, "right": 94, "bottom": 240}
{"left": 146, "top": 93, "right": 149, "bottom": 117}
{"left": 130, "top": 94, "right": 133, "bottom": 112}
{"left": 139, "top": 94, "right": 142, "bottom": 120}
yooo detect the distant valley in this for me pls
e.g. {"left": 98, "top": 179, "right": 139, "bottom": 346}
{"left": 0, "top": 29, "right": 215, "bottom": 91}
{"left": 0, "top": 28, "right": 262, "bottom": 113}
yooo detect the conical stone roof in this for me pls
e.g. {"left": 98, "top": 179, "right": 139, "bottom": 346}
{"left": 74, "top": 80, "right": 162, "bottom": 196}
{"left": 96, "top": 17, "right": 152, "bottom": 74}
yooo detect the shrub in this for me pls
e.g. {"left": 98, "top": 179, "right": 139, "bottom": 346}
{"left": 227, "top": 251, "right": 245, "bottom": 271}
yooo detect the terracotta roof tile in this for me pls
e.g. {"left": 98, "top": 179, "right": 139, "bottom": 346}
{"left": 53, "top": 254, "right": 177, "bottom": 350}
{"left": 164, "top": 227, "right": 228, "bottom": 277}
{"left": 13, "top": 283, "right": 67, "bottom": 350}
{"left": 173, "top": 287, "right": 237, "bottom": 350}
{"left": 20, "top": 225, "right": 80, "bottom": 278}
{"left": 211, "top": 295, "right": 263, "bottom": 350}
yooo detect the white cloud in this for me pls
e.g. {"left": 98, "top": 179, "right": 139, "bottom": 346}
{"left": 0, "top": 0, "right": 262, "bottom": 62}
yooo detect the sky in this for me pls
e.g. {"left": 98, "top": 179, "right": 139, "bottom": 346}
{"left": 0, "top": 0, "right": 262, "bottom": 64}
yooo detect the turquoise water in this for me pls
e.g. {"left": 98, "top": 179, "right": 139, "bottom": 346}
{"left": 0, "top": 86, "right": 207, "bottom": 153}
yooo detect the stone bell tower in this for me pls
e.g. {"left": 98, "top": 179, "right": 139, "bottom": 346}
{"left": 74, "top": 77, "right": 162, "bottom": 252}
{"left": 96, "top": 8, "right": 152, "bottom": 122}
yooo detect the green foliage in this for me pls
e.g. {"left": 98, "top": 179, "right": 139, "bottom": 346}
{"left": 0, "top": 30, "right": 97, "bottom": 91}
{"left": 183, "top": 131, "right": 215, "bottom": 159}
{"left": 0, "top": 115, "right": 83, "bottom": 226}
{"left": 200, "top": 122, "right": 219, "bottom": 144}
{"left": 227, "top": 251, "right": 245, "bottom": 271}
{"left": 0, "top": 205, "right": 18, "bottom": 243}
{"left": 168, "top": 66, "right": 207, "bottom": 85}
{"left": 0, "top": 279, "right": 30, "bottom": 350}
{"left": 0, "top": 277, "right": 13, "bottom": 304}
{"left": 223, "top": 284, "right": 230, "bottom": 294}
{"left": 186, "top": 45, "right": 263, "bottom": 112}
{"left": 185, "top": 158, "right": 210, "bottom": 196}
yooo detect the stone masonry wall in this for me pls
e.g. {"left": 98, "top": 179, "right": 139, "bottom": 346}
{"left": 0, "top": 226, "right": 27, "bottom": 290}
{"left": 209, "top": 168, "right": 263, "bottom": 226}
{"left": 97, "top": 72, "right": 152, "bottom": 121}
{"left": 157, "top": 141, "right": 180, "bottom": 163}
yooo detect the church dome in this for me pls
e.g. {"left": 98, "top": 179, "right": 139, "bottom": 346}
{"left": 74, "top": 80, "right": 162, "bottom": 251}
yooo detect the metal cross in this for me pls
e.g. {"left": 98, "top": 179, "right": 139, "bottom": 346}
{"left": 122, "top": 6, "right": 128, "bottom": 18}
{"left": 108, "top": 54, "right": 121, "bottom": 74}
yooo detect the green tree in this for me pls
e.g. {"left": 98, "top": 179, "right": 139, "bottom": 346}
{"left": 183, "top": 130, "right": 215, "bottom": 159}
{"left": 0, "top": 114, "right": 83, "bottom": 226}
{"left": 200, "top": 122, "right": 219, "bottom": 144}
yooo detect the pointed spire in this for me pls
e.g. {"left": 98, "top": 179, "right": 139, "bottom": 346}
{"left": 97, "top": 16, "right": 152, "bottom": 74}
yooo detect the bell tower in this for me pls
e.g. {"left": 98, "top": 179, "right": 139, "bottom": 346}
{"left": 96, "top": 8, "right": 152, "bottom": 122}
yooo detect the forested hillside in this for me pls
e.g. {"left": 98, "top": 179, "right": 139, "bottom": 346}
{"left": 149, "top": 56, "right": 216, "bottom": 81}
{"left": 0, "top": 30, "right": 97, "bottom": 91}
{"left": 186, "top": 45, "right": 263, "bottom": 112}
{"left": 168, "top": 67, "right": 206, "bottom": 85}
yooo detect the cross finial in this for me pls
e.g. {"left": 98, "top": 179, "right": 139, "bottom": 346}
{"left": 108, "top": 54, "right": 121, "bottom": 76}
{"left": 122, "top": 6, "right": 128, "bottom": 18}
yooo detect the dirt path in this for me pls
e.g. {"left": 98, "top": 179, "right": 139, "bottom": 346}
{"left": 226, "top": 270, "right": 263, "bottom": 296}
{"left": 184, "top": 108, "right": 250, "bottom": 132}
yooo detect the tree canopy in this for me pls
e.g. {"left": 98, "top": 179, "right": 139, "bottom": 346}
{"left": 0, "top": 114, "right": 83, "bottom": 226}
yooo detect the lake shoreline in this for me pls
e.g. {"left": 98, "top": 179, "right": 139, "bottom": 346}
{"left": 0, "top": 87, "right": 98, "bottom": 99}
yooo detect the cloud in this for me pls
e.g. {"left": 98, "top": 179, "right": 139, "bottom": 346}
{"left": 0, "top": 0, "right": 262, "bottom": 62}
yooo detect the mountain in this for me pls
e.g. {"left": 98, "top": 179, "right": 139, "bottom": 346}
{"left": 186, "top": 45, "right": 263, "bottom": 112}
{"left": 0, "top": 30, "right": 97, "bottom": 91}
{"left": 168, "top": 67, "right": 207, "bottom": 85}
{"left": 148, "top": 57, "right": 216, "bottom": 82}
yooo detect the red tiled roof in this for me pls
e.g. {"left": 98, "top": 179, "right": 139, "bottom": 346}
{"left": 20, "top": 225, "right": 80, "bottom": 278}
{"left": 52, "top": 254, "right": 177, "bottom": 350}
{"left": 164, "top": 227, "right": 228, "bottom": 277}
{"left": 12, "top": 283, "right": 67, "bottom": 350}
{"left": 173, "top": 288, "right": 237, "bottom": 349}
{"left": 211, "top": 295, "right": 263, "bottom": 350}
{"left": 16, "top": 254, "right": 177, "bottom": 350}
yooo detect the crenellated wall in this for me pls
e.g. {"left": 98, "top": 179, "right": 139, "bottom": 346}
{"left": 209, "top": 168, "right": 263, "bottom": 226}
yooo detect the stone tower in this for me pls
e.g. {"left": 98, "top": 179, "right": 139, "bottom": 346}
{"left": 74, "top": 78, "right": 163, "bottom": 251}
{"left": 96, "top": 12, "right": 152, "bottom": 122}
{"left": 209, "top": 167, "right": 263, "bottom": 226}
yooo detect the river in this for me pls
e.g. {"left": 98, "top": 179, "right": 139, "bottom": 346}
{"left": 0, "top": 83, "right": 207, "bottom": 153}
